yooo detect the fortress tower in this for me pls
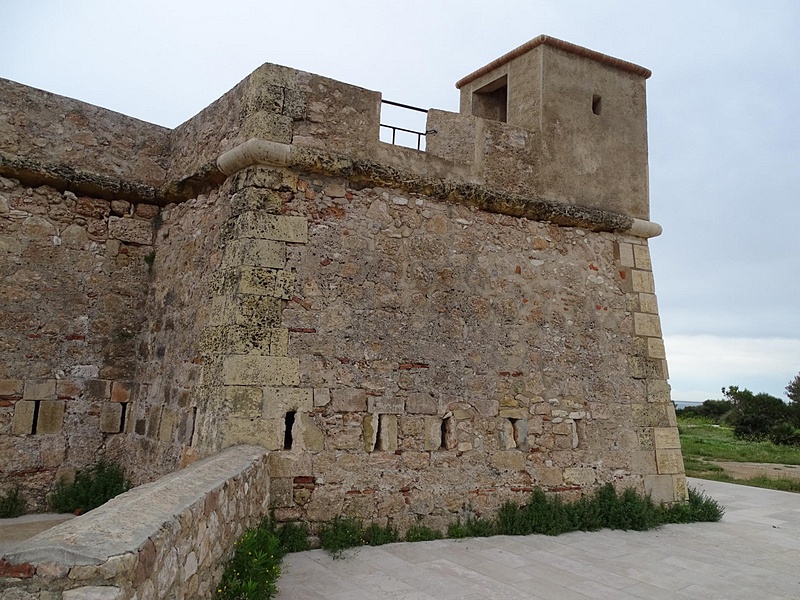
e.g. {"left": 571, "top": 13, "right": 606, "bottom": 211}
{"left": 0, "top": 35, "right": 685, "bottom": 598}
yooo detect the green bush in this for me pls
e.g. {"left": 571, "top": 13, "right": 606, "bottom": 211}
{"left": 404, "top": 524, "right": 442, "bottom": 542}
{"left": 0, "top": 486, "right": 26, "bottom": 518}
{"left": 447, "top": 516, "right": 496, "bottom": 539}
{"left": 319, "top": 515, "right": 363, "bottom": 559}
{"left": 276, "top": 521, "right": 310, "bottom": 553}
{"left": 767, "top": 422, "right": 800, "bottom": 447}
{"left": 48, "top": 460, "right": 130, "bottom": 514}
{"left": 216, "top": 517, "right": 283, "bottom": 600}
{"left": 361, "top": 522, "right": 400, "bottom": 546}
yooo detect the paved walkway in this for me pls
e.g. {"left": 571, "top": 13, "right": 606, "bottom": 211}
{"left": 275, "top": 479, "right": 800, "bottom": 600}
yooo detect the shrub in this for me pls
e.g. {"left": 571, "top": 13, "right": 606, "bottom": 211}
{"left": 318, "top": 515, "right": 363, "bottom": 559}
{"left": 216, "top": 517, "right": 283, "bottom": 600}
{"left": 676, "top": 399, "right": 733, "bottom": 422}
{"left": 276, "top": 521, "right": 310, "bottom": 553}
{"left": 48, "top": 460, "right": 130, "bottom": 514}
{"left": 768, "top": 422, "right": 800, "bottom": 447}
{"left": 361, "top": 522, "right": 400, "bottom": 546}
{"left": 447, "top": 516, "right": 496, "bottom": 539}
{"left": 404, "top": 524, "right": 442, "bottom": 542}
{"left": 0, "top": 486, "right": 26, "bottom": 518}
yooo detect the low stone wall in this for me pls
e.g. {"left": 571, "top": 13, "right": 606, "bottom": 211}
{"left": 0, "top": 445, "right": 270, "bottom": 600}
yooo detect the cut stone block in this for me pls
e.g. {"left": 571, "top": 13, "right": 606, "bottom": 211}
{"left": 656, "top": 448, "right": 684, "bottom": 474}
{"left": 654, "top": 427, "right": 681, "bottom": 449}
{"left": 222, "top": 356, "right": 299, "bottom": 386}
{"left": 331, "top": 388, "right": 367, "bottom": 412}
{"left": 12, "top": 400, "right": 35, "bottom": 434}
{"left": 223, "top": 417, "right": 282, "bottom": 450}
{"left": 225, "top": 386, "right": 263, "bottom": 418}
{"left": 23, "top": 379, "right": 56, "bottom": 400}
{"left": 110, "top": 381, "right": 131, "bottom": 403}
{"left": 222, "top": 238, "right": 286, "bottom": 269}
{"left": 232, "top": 212, "right": 308, "bottom": 243}
{"left": 647, "top": 337, "right": 666, "bottom": 359}
{"left": 615, "top": 241, "right": 635, "bottom": 267}
{"left": 633, "top": 244, "right": 652, "bottom": 270}
{"left": 100, "top": 402, "right": 123, "bottom": 433}
{"left": 631, "top": 270, "right": 655, "bottom": 293}
{"left": 633, "top": 312, "right": 662, "bottom": 337}
{"left": 0, "top": 379, "right": 23, "bottom": 397}
{"left": 37, "top": 400, "right": 65, "bottom": 434}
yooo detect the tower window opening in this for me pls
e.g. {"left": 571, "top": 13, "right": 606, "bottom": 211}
{"left": 592, "top": 94, "right": 602, "bottom": 115}
{"left": 284, "top": 411, "right": 296, "bottom": 450}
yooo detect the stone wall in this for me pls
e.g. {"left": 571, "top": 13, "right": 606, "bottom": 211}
{"left": 0, "top": 445, "right": 270, "bottom": 600}
{"left": 0, "top": 176, "right": 158, "bottom": 509}
{"left": 201, "top": 164, "right": 684, "bottom": 533}
{"left": 0, "top": 35, "right": 686, "bottom": 543}
{"left": 121, "top": 187, "right": 231, "bottom": 484}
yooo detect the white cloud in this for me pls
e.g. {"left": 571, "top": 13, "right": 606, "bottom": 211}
{"left": 665, "top": 335, "right": 800, "bottom": 402}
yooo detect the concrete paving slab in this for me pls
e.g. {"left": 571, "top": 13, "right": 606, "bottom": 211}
{"left": 275, "top": 479, "right": 800, "bottom": 599}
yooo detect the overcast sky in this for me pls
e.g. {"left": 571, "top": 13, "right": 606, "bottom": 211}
{"left": 2, "top": 1, "right": 798, "bottom": 403}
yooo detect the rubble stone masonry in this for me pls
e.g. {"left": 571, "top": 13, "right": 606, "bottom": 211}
{"left": 1, "top": 35, "right": 685, "bottom": 598}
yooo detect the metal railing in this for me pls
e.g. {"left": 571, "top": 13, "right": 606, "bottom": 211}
{"left": 380, "top": 99, "right": 434, "bottom": 151}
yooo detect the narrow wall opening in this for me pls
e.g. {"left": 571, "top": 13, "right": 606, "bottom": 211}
{"left": 472, "top": 75, "right": 508, "bottom": 123}
{"left": 592, "top": 94, "right": 602, "bottom": 115}
{"left": 283, "top": 411, "right": 296, "bottom": 450}
{"left": 31, "top": 400, "right": 41, "bottom": 435}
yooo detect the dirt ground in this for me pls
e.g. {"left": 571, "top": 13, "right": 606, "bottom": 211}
{"left": 710, "top": 461, "right": 800, "bottom": 481}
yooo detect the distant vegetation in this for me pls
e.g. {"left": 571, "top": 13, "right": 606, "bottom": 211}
{"left": 677, "top": 371, "right": 800, "bottom": 446}
{"left": 0, "top": 486, "right": 27, "bottom": 518}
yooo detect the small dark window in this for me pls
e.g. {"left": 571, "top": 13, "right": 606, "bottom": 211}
{"left": 31, "top": 400, "right": 41, "bottom": 434}
{"left": 188, "top": 407, "right": 197, "bottom": 446}
{"left": 119, "top": 402, "right": 128, "bottom": 434}
{"left": 592, "top": 94, "right": 602, "bottom": 115}
{"left": 440, "top": 416, "right": 456, "bottom": 450}
{"left": 283, "top": 411, "right": 296, "bottom": 450}
{"left": 472, "top": 75, "right": 508, "bottom": 123}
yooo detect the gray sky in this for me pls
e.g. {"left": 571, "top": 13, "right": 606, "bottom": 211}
{"left": 2, "top": 1, "right": 798, "bottom": 403}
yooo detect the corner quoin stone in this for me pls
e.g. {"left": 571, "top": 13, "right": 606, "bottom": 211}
{"left": 222, "top": 355, "right": 300, "bottom": 386}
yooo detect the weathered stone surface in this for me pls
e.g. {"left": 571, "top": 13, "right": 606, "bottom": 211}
{"left": 23, "top": 379, "right": 56, "bottom": 400}
{"left": 331, "top": 388, "right": 367, "bottom": 412}
{"left": 99, "top": 403, "right": 123, "bottom": 433}
{"left": 222, "top": 356, "right": 299, "bottom": 386}
{"left": 61, "top": 586, "right": 123, "bottom": 600}
{"left": 11, "top": 400, "right": 35, "bottom": 434}
{"left": 108, "top": 217, "right": 153, "bottom": 245}
{"left": 0, "top": 379, "right": 23, "bottom": 396}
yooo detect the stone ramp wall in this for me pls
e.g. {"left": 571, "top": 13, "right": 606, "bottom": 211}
{"left": 0, "top": 445, "right": 270, "bottom": 600}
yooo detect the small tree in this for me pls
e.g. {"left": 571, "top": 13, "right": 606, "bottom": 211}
{"left": 724, "top": 386, "right": 790, "bottom": 441}
{"left": 787, "top": 372, "right": 800, "bottom": 426}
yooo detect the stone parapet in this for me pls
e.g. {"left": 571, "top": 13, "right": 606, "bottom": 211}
{"left": 0, "top": 445, "right": 270, "bottom": 600}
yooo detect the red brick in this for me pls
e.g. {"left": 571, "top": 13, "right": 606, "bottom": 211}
{"left": 0, "top": 559, "right": 35, "bottom": 578}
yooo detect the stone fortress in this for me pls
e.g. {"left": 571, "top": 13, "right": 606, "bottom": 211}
{"left": 0, "top": 35, "right": 685, "bottom": 599}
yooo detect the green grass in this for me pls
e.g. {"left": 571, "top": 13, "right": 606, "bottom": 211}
{"left": 686, "top": 472, "right": 800, "bottom": 493}
{"left": 678, "top": 416, "right": 800, "bottom": 493}
{"left": 678, "top": 419, "right": 800, "bottom": 465}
